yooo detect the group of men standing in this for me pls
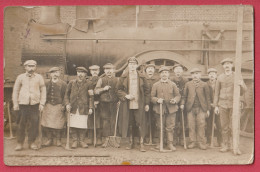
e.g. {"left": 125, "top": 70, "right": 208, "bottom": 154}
{"left": 12, "top": 56, "right": 246, "bottom": 155}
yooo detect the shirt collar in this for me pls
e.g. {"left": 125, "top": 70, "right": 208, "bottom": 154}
{"left": 26, "top": 72, "right": 35, "bottom": 77}
{"left": 160, "top": 79, "right": 169, "bottom": 83}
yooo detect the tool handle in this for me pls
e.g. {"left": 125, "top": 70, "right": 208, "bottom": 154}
{"left": 66, "top": 111, "right": 70, "bottom": 147}
{"left": 93, "top": 107, "right": 96, "bottom": 147}
{"left": 181, "top": 109, "right": 187, "bottom": 149}
{"left": 114, "top": 101, "right": 121, "bottom": 137}
{"left": 210, "top": 112, "right": 216, "bottom": 147}
{"left": 159, "top": 103, "right": 163, "bottom": 151}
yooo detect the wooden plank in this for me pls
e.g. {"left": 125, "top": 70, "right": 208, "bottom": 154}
{"left": 232, "top": 6, "right": 244, "bottom": 155}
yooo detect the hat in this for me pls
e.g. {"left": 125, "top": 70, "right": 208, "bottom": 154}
{"left": 128, "top": 56, "right": 138, "bottom": 64}
{"left": 76, "top": 67, "right": 88, "bottom": 73}
{"left": 24, "top": 60, "right": 37, "bottom": 66}
{"left": 49, "top": 67, "right": 60, "bottom": 73}
{"left": 221, "top": 58, "right": 233, "bottom": 65}
{"left": 207, "top": 68, "right": 217, "bottom": 74}
{"left": 172, "top": 64, "right": 184, "bottom": 70}
{"left": 89, "top": 65, "right": 100, "bottom": 70}
{"left": 103, "top": 63, "right": 115, "bottom": 69}
{"left": 145, "top": 64, "right": 156, "bottom": 70}
{"left": 190, "top": 68, "right": 202, "bottom": 74}
{"left": 159, "top": 66, "right": 170, "bottom": 73}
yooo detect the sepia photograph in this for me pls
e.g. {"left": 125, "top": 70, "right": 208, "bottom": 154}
{"left": 3, "top": 5, "right": 254, "bottom": 165}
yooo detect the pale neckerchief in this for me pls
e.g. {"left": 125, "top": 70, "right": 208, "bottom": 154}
{"left": 160, "top": 78, "right": 169, "bottom": 83}
{"left": 192, "top": 79, "right": 200, "bottom": 88}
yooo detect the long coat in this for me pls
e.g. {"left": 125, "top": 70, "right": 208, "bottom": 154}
{"left": 116, "top": 71, "right": 150, "bottom": 138}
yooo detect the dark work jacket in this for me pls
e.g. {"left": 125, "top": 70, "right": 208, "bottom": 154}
{"left": 46, "top": 80, "right": 67, "bottom": 106}
{"left": 64, "top": 79, "right": 93, "bottom": 115}
{"left": 116, "top": 71, "right": 150, "bottom": 138}
{"left": 171, "top": 76, "right": 189, "bottom": 97}
{"left": 181, "top": 80, "right": 211, "bottom": 112}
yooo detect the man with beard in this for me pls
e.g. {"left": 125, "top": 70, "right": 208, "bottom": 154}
{"left": 64, "top": 67, "right": 93, "bottom": 148}
{"left": 171, "top": 64, "right": 189, "bottom": 146}
{"left": 87, "top": 65, "right": 102, "bottom": 145}
{"left": 214, "top": 58, "right": 247, "bottom": 154}
{"left": 144, "top": 64, "right": 159, "bottom": 144}
{"left": 151, "top": 66, "right": 181, "bottom": 151}
{"left": 205, "top": 68, "right": 223, "bottom": 147}
{"left": 180, "top": 68, "right": 211, "bottom": 150}
{"left": 117, "top": 57, "right": 150, "bottom": 152}
{"left": 41, "top": 67, "right": 67, "bottom": 147}
{"left": 12, "top": 60, "right": 46, "bottom": 151}
{"left": 94, "top": 63, "right": 118, "bottom": 148}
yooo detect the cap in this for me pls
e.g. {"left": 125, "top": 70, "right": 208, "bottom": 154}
{"left": 103, "top": 63, "right": 115, "bottom": 69}
{"left": 145, "top": 64, "right": 156, "bottom": 70}
{"left": 159, "top": 66, "right": 170, "bottom": 73}
{"left": 89, "top": 65, "right": 100, "bottom": 70}
{"left": 172, "top": 64, "right": 184, "bottom": 70}
{"left": 207, "top": 68, "right": 217, "bottom": 74}
{"left": 190, "top": 68, "right": 202, "bottom": 74}
{"left": 48, "top": 67, "right": 60, "bottom": 73}
{"left": 221, "top": 58, "right": 233, "bottom": 65}
{"left": 76, "top": 67, "right": 88, "bottom": 73}
{"left": 24, "top": 60, "right": 37, "bottom": 66}
{"left": 128, "top": 56, "right": 138, "bottom": 64}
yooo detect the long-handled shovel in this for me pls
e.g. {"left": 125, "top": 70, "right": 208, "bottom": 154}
{"left": 5, "top": 102, "right": 15, "bottom": 139}
{"left": 181, "top": 109, "right": 187, "bottom": 149}
{"left": 108, "top": 101, "right": 121, "bottom": 148}
{"left": 152, "top": 103, "right": 172, "bottom": 153}
{"left": 209, "top": 112, "right": 219, "bottom": 149}
{"left": 64, "top": 110, "right": 72, "bottom": 150}
{"left": 93, "top": 106, "right": 97, "bottom": 147}
{"left": 144, "top": 110, "right": 156, "bottom": 146}
{"left": 37, "top": 111, "right": 43, "bottom": 149}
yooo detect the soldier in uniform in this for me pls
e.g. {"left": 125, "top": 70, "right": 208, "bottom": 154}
{"left": 64, "top": 67, "right": 93, "bottom": 148}
{"left": 214, "top": 58, "right": 247, "bottom": 153}
{"left": 171, "top": 64, "right": 189, "bottom": 146}
{"left": 151, "top": 66, "right": 181, "bottom": 151}
{"left": 87, "top": 65, "right": 102, "bottom": 145}
{"left": 205, "top": 68, "right": 222, "bottom": 147}
{"left": 116, "top": 57, "right": 150, "bottom": 152}
{"left": 94, "top": 63, "right": 118, "bottom": 148}
{"left": 180, "top": 68, "right": 211, "bottom": 150}
{"left": 144, "top": 64, "right": 159, "bottom": 144}
{"left": 41, "top": 67, "right": 67, "bottom": 147}
{"left": 12, "top": 60, "right": 46, "bottom": 151}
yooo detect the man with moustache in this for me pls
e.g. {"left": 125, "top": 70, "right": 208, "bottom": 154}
{"left": 180, "top": 68, "right": 211, "bottom": 150}
{"left": 117, "top": 57, "right": 150, "bottom": 152}
{"left": 171, "top": 64, "right": 189, "bottom": 146}
{"left": 64, "top": 67, "right": 93, "bottom": 148}
{"left": 12, "top": 60, "right": 46, "bottom": 151}
{"left": 41, "top": 67, "right": 67, "bottom": 147}
{"left": 94, "top": 63, "right": 118, "bottom": 148}
{"left": 151, "top": 66, "right": 181, "bottom": 151}
{"left": 87, "top": 65, "right": 102, "bottom": 145}
{"left": 214, "top": 58, "right": 247, "bottom": 154}
{"left": 144, "top": 64, "right": 159, "bottom": 144}
{"left": 205, "top": 68, "right": 223, "bottom": 147}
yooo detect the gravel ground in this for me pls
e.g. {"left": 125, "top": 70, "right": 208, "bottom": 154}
{"left": 4, "top": 136, "right": 254, "bottom": 166}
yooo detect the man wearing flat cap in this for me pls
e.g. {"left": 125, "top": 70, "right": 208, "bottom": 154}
{"left": 144, "top": 63, "right": 159, "bottom": 144}
{"left": 12, "top": 60, "right": 46, "bottom": 151}
{"left": 180, "top": 68, "right": 211, "bottom": 150}
{"left": 214, "top": 58, "right": 247, "bottom": 154}
{"left": 205, "top": 68, "right": 223, "bottom": 147}
{"left": 64, "top": 67, "right": 93, "bottom": 148}
{"left": 94, "top": 63, "right": 118, "bottom": 147}
{"left": 171, "top": 64, "right": 189, "bottom": 146}
{"left": 41, "top": 67, "right": 67, "bottom": 147}
{"left": 116, "top": 56, "right": 150, "bottom": 152}
{"left": 151, "top": 66, "right": 181, "bottom": 151}
{"left": 87, "top": 65, "right": 102, "bottom": 145}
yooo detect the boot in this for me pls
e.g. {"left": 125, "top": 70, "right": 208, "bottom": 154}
{"left": 43, "top": 129, "right": 53, "bottom": 146}
{"left": 96, "top": 129, "right": 102, "bottom": 145}
{"left": 56, "top": 130, "right": 62, "bottom": 147}
{"left": 188, "top": 142, "right": 196, "bottom": 149}
{"left": 139, "top": 137, "right": 146, "bottom": 152}
{"left": 198, "top": 142, "right": 207, "bottom": 150}
{"left": 15, "top": 143, "right": 23, "bottom": 151}
{"left": 30, "top": 142, "right": 38, "bottom": 150}
{"left": 79, "top": 130, "right": 88, "bottom": 148}
{"left": 126, "top": 126, "right": 134, "bottom": 150}
{"left": 102, "top": 137, "right": 109, "bottom": 148}
{"left": 220, "top": 144, "right": 229, "bottom": 152}
{"left": 167, "top": 132, "right": 176, "bottom": 151}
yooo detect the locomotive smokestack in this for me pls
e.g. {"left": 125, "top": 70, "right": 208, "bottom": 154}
{"left": 39, "top": 6, "right": 61, "bottom": 24}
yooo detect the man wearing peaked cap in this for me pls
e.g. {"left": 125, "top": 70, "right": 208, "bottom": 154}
{"left": 180, "top": 67, "right": 211, "bottom": 150}
{"left": 13, "top": 59, "right": 46, "bottom": 151}
{"left": 128, "top": 56, "right": 139, "bottom": 64}
{"left": 41, "top": 67, "right": 67, "bottom": 147}
{"left": 214, "top": 57, "right": 247, "bottom": 154}
{"left": 94, "top": 62, "right": 118, "bottom": 148}
{"left": 151, "top": 65, "right": 181, "bottom": 151}
{"left": 87, "top": 65, "right": 102, "bottom": 146}
{"left": 171, "top": 63, "right": 189, "bottom": 146}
